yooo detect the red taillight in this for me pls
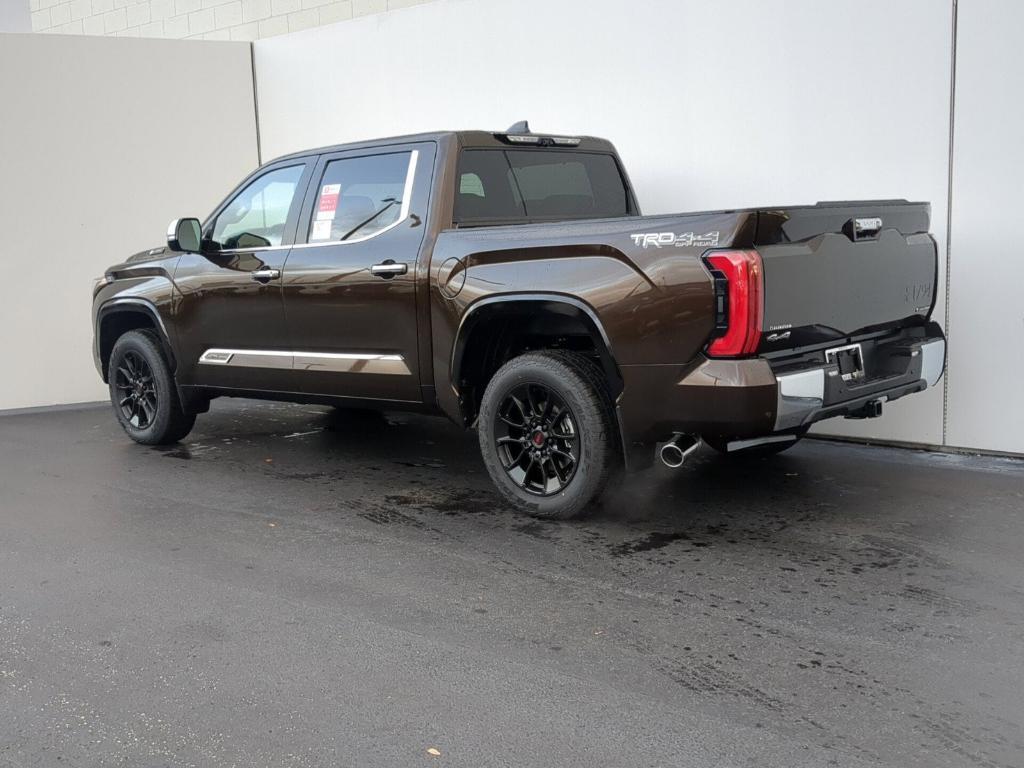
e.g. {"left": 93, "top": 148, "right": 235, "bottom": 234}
{"left": 704, "top": 249, "right": 763, "bottom": 357}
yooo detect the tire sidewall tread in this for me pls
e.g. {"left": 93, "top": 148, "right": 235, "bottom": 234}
{"left": 108, "top": 329, "right": 195, "bottom": 445}
{"left": 478, "top": 351, "right": 619, "bottom": 520}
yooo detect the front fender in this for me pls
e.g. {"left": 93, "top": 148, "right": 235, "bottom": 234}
{"left": 92, "top": 261, "right": 180, "bottom": 381}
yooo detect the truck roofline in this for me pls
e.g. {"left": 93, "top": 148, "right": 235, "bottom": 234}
{"left": 266, "top": 129, "right": 617, "bottom": 166}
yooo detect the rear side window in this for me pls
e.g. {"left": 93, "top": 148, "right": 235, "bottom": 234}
{"left": 308, "top": 151, "right": 413, "bottom": 243}
{"left": 453, "top": 149, "right": 630, "bottom": 226}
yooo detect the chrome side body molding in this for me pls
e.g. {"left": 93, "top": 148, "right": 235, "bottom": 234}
{"left": 198, "top": 349, "right": 411, "bottom": 376}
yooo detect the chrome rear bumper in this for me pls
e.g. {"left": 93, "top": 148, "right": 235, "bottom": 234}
{"left": 774, "top": 338, "right": 945, "bottom": 431}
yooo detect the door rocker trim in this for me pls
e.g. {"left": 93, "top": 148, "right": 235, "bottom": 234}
{"left": 198, "top": 348, "right": 411, "bottom": 375}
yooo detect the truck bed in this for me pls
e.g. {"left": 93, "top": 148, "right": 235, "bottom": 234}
{"left": 443, "top": 199, "right": 937, "bottom": 359}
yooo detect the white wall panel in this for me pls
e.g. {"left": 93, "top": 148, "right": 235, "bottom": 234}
{"left": 255, "top": 0, "right": 953, "bottom": 446}
{"left": 0, "top": 0, "right": 30, "bottom": 32}
{"left": 0, "top": 33, "right": 258, "bottom": 410}
{"left": 946, "top": 0, "right": 1024, "bottom": 453}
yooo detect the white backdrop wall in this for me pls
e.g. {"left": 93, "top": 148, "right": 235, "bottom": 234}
{"left": 254, "top": 0, "right": 954, "bottom": 448}
{"left": 0, "top": 0, "right": 30, "bottom": 32}
{"left": 0, "top": 33, "right": 259, "bottom": 411}
{"left": 6, "top": 0, "right": 1018, "bottom": 455}
{"left": 946, "top": 0, "right": 1024, "bottom": 454}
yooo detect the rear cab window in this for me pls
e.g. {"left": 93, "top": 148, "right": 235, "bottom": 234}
{"left": 453, "top": 149, "right": 633, "bottom": 226}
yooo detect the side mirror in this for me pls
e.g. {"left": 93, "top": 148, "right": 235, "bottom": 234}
{"left": 167, "top": 218, "right": 202, "bottom": 252}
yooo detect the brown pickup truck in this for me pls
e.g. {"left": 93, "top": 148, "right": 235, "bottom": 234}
{"left": 93, "top": 123, "right": 946, "bottom": 518}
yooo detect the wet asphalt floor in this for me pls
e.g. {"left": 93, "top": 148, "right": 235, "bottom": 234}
{"left": 1, "top": 399, "right": 1023, "bottom": 767}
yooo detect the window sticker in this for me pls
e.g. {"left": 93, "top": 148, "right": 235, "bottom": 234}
{"left": 316, "top": 183, "right": 341, "bottom": 221}
{"left": 310, "top": 219, "right": 333, "bottom": 241}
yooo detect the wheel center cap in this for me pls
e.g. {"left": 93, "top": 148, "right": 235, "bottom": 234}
{"left": 531, "top": 430, "right": 546, "bottom": 447}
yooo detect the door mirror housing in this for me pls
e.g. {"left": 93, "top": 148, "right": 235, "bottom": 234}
{"left": 167, "top": 218, "right": 202, "bottom": 252}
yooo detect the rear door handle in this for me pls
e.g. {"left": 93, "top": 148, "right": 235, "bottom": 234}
{"left": 251, "top": 268, "right": 281, "bottom": 283}
{"left": 370, "top": 261, "right": 408, "bottom": 278}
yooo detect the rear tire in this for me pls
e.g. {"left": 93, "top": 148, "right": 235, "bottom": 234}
{"left": 107, "top": 330, "right": 195, "bottom": 445}
{"left": 478, "top": 351, "right": 618, "bottom": 520}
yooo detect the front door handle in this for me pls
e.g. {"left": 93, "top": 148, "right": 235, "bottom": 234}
{"left": 251, "top": 268, "right": 281, "bottom": 283}
{"left": 370, "top": 261, "right": 408, "bottom": 278}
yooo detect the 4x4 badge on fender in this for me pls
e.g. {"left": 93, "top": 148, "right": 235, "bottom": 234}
{"left": 630, "top": 231, "right": 721, "bottom": 248}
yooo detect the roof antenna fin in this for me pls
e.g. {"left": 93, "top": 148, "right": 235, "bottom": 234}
{"left": 505, "top": 120, "right": 530, "bottom": 134}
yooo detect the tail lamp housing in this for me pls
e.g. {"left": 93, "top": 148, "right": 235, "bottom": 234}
{"left": 703, "top": 249, "right": 763, "bottom": 357}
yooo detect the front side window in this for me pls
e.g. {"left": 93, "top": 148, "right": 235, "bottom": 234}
{"left": 211, "top": 164, "right": 305, "bottom": 249}
{"left": 308, "top": 151, "right": 413, "bottom": 243}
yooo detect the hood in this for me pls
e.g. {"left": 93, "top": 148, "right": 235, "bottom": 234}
{"left": 124, "top": 245, "right": 171, "bottom": 264}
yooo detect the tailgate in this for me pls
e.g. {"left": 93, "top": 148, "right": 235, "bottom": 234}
{"left": 755, "top": 201, "right": 937, "bottom": 351}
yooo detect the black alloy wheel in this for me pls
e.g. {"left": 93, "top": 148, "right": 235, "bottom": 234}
{"left": 477, "top": 350, "right": 618, "bottom": 520}
{"left": 494, "top": 382, "right": 580, "bottom": 496}
{"left": 107, "top": 329, "right": 196, "bottom": 445}
{"left": 113, "top": 350, "right": 157, "bottom": 429}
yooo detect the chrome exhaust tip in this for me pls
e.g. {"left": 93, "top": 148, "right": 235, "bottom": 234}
{"left": 659, "top": 434, "right": 701, "bottom": 468}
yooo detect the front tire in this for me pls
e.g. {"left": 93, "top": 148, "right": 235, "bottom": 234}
{"left": 108, "top": 330, "right": 195, "bottom": 445}
{"left": 478, "top": 351, "right": 618, "bottom": 520}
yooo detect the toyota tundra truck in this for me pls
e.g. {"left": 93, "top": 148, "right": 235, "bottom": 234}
{"left": 92, "top": 123, "right": 946, "bottom": 518}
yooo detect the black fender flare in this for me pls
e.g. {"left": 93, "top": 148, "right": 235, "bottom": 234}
{"left": 96, "top": 298, "right": 177, "bottom": 381}
{"left": 450, "top": 293, "right": 645, "bottom": 468}
{"left": 450, "top": 293, "right": 620, "bottom": 391}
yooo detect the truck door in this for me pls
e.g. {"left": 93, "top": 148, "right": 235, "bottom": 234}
{"left": 172, "top": 160, "right": 313, "bottom": 392}
{"left": 280, "top": 142, "right": 435, "bottom": 403}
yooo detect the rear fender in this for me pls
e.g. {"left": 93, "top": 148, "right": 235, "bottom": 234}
{"left": 450, "top": 293, "right": 634, "bottom": 465}
{"left": 451, "top": 294, "right": 621, "bottom": 396}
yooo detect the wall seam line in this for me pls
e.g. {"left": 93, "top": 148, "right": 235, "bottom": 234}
{"left": 942, "top": 0, "right": 958, "bottom": 448}
{"left": 250, "top": 41, "right": 263, "bottom": 166}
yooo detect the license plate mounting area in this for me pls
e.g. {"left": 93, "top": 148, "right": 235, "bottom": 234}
{"left": 826, "top": 343, "right": 865, "bottom": 382}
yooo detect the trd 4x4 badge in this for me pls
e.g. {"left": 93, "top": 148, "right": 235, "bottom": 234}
{"left": 630, "top": 231, "right": 721, "bottom": 248}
